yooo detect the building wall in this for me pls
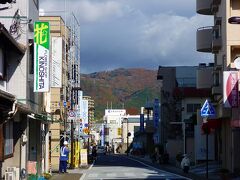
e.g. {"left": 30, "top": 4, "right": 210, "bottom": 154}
{"left": 1, "top": 132, "right": 21, "bottom": 177}
{"left": 1, "top": 0, "right": 39, "bottom": 110}
{"left": 122, "top": 121, "right": 146, "bottom": 144}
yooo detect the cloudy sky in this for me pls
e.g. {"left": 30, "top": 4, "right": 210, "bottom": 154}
{"left": 40, "top": 0, "right": 213, "bottom": 74}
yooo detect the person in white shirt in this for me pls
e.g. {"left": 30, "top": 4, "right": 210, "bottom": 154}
{"left": 181, "top": 154, "right": 190, "bottom": 173}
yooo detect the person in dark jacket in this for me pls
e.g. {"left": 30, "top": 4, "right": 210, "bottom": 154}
{"left": 59, "top": 141, "right": 69, "bottom": 173}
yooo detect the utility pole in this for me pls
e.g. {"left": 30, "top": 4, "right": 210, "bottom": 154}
{"left": 70, "top": 87, "right": 81, "bottom": 169}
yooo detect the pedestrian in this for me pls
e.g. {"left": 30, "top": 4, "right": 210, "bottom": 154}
{"left": 59, "top": 141, "right": 70, "bottom": 173}
{"left": 181, "top": 154, "right": 190, "bottom": 173}
{"left": 92, "top": 146, "right": 97, "bottom": 161}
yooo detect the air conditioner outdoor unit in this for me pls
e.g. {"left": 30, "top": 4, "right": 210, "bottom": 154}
{"left": 6, "top": 167, "right": 20, "bottom": 180}
{"left": 5, "top": 172, "right": 14, "bottom": 180}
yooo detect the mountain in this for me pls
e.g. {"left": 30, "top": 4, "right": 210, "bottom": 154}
{"left": 80, "top": 68, "right": 160, "bottom": 120}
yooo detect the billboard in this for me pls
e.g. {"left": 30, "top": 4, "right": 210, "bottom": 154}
{"left": 223, "top": 71, "right": 239, "bottom": 108}
{"left": 51, "top": 37, "right": 62, "bottom": 87}
{"left": 34, "top": 22, "right": 50, "bottom": 92}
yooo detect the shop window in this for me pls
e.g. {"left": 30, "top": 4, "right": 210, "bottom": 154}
{"left": 4, "top": 121, "right": 13, "bottom": 158}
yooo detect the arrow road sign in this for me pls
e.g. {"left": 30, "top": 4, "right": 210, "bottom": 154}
{"left": 200, "top": 100, "right": 216, "bottom": 117}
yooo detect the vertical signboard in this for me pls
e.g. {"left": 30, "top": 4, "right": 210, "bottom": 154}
{"left": 51, "top": 37, "right": 62, "bottom": 87}
{"left": 34, "top": 22, "right": 50, "bottom": 92}
{"left": 223, "top": 71, "right": 239, "bottom": 108}
{"left": 101, "top": 124, "right": 105, "bottom": 146}
{"left": 78, "top": 91, "right": 83, "bottom": 134}
{"left": 140, "top": 114, "right": 144, "bottom": 132}
{"left": 153, "top": 99, "right": 160, "bottom": 128}
{"left": 82, "top": 99, "right": 88, "bottom": 134}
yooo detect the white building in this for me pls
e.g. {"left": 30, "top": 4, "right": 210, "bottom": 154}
{"left": 103, "top": 109, "right": 126, "bottom": 147}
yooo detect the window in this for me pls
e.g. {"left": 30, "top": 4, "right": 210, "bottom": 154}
{"left": 29, "top": 40, "right": 34, "bottom": 74}
{"left": 4, "top": 121, "right": 13, "bottom": 158}
{"left": 213, "top": 71, "right": 219, "bottom": 86}
{"left": 0, "top": 124, "right": 3, "bottom": 161}
{"left": 187, "top": 104, "right": 201, "bottom": 113}
{"left": 0, "top": 48, "right": 4, "bottom": 79}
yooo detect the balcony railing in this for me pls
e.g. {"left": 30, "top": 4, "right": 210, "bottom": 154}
{"left": 196, "top": 0, "right": 213, "bottom": 15}
{"left": 196, "top": 26, "right": 213, "bottom": 52}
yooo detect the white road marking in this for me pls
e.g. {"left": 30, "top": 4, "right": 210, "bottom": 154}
{"left": 124, "top": 156, "right": 192, "bottom": 180}
{"left": 106, "top": 173, "right": 116, "bottom": 177}
{"left": 79, "top": 173, "right": 86, "bottom": 180}
{"left": 88, "top": 173, "right": 98, "bottom": 178}
{"left": 124, "top": 172, "right": 135, "bottom": 176}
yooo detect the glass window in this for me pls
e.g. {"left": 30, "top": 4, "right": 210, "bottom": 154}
{"left": 4, "top": 121, "right": 13, "bottom": 157}
{"left": 0, "top": 48, "right": 4, "bottom": 79}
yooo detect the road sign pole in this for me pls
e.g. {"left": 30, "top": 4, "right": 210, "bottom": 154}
{"left": 206, "top": 129, "right": 208, "bottom": 179}
{"left": 200, "top": 99, "right": 215, "bottom": 179}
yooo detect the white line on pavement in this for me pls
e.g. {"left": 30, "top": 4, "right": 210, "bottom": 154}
{"left": 80, "top": 173, "right": 86, "bottom": 180}
{"left": 80, "top": 161, "right": 95, "bottom": 180}
{"left": 124, "top": 155, "right": 192, "bottom": 180}
{"left": 89, "top": 161, "right": 95, "bottom": 170}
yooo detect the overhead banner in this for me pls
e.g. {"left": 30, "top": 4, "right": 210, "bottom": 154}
{"left": 34, "top": 22, "right": 50, "bottom": 92}
{"left": 51, "top": 37, "right": 62, "bottom": 87}
{"left": 223, "top": 71, "right": 239, "bottom": 108}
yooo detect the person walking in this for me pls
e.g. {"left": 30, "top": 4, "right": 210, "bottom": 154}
{"left": 59, "top": 141, "right": 70, "bottom": 173}
{"left": 181, "top": 154, "right": 190, "bottom": 173}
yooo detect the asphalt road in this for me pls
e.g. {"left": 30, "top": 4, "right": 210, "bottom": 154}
{"left": 80, "top": 154, "right": 191, "bottom": 180}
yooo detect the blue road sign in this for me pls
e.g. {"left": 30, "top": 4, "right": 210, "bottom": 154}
{"left": 200, "top": 100, "right": 216, "bottom": 117}
{"left": 63, "top": 101, "right": 67, "bottom": 107}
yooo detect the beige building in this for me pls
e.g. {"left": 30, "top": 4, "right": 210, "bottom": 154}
{"left": 39, "top": 16, "right": 69, "bottom": 171}
{"left": 196, "top": 0, "right": 240, "bottom": 172}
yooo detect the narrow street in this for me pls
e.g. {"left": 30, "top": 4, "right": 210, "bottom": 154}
{"left": 80, "top": 154, "right": 191, "bottom": 180}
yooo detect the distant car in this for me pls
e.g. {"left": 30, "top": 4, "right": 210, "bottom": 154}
{"left": 97, "top": 146, "right": 106, "bottom": 154}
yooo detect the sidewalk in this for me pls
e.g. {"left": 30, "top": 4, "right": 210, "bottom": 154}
{"left": 50, "top": 168, "right": 84, "bottom": 180}
{"left": 129, "top": 155, "right": 220, "bottom": 180}
{"left": 50, "top": 172, "right": 82, "bottom": 180}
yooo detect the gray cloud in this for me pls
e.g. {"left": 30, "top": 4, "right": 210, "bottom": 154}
{"left": 40, "top": 0, "right": 213, "bottom": 73}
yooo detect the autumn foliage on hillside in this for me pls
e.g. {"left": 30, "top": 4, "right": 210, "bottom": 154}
{"left": 81, "top": 68, "right": 160, "bottom": 120}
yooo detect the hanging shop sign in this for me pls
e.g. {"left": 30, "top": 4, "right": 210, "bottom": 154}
{"left": 34, "top": 22, "right": 50, "bottom": 92}
{"left": 223, "top": 71, "right": 239, "bottom": 108}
